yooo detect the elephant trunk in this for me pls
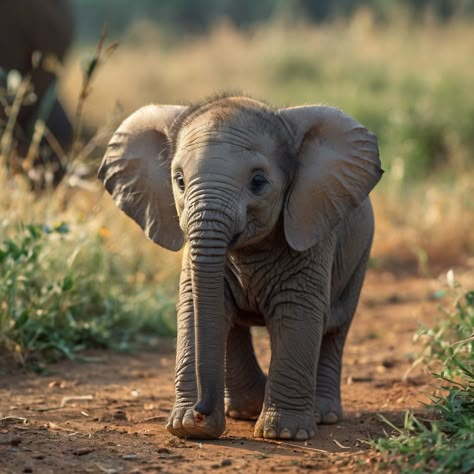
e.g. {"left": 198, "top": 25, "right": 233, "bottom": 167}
{"left": 187, "top": 210, "right": 234, "bottom": 418}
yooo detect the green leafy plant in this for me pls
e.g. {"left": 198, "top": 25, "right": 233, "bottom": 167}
{"left": 370, "top": 285, "right": 474, "bottom": 473}
{"left": 410, "top": 284, "right": 474, "bottom": 379}
{"left": 0, "top": 27, "right": 177, "bottom": 368}
{"left": 0, "top": 222, "right": 176, "bottom": 366}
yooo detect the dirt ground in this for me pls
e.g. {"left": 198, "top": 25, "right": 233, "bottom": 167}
{"left": 1, "top": 267, "right": 473, "bottom": 474}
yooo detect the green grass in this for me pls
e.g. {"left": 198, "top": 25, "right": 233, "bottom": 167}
{"left": 413, "top": 289, "right": 474, "bottom": 379}
{"left": 0, "top": 220, "right": 177, "bottom": 367}
{"left": 370, "top": 290, "right": 474, "bottom": 473}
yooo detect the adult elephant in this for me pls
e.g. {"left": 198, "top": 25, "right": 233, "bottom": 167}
{"left": 0, "top": 0, "right": 75, "bottom": 188}
{"left": 99, "top": 94, "right": 383, "bottom": 440}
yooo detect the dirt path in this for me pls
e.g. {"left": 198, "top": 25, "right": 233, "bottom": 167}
{"left": 1, "top": 268, "right": 472, "bottom": 474}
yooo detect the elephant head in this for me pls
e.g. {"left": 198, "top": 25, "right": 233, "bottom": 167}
{"left": 98, "top": 95, "right": 382, "bottom": 425}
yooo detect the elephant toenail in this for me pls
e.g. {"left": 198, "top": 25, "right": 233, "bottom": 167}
{"left": 172, "top": 418, "right": 182, "bottom": 429}
{"left": 315, "top": 413, "right": 322, "bottom": 424}
{"left": 310, "top": 430, "right": 316, "bottom": 438}
{"left": 324, "top": 412, "right": 338, "bottom": 424}
{"left": 279, "top": 428, "right": 292, "bottom": 439}
{"left": 264, "top": 428, "right": 277, "bottom": 439}
{"left": 295, "top": 429, "right": 309, "bottom": 440}
{"left": 228, "top": 410, "right": 239, "bottom": 418}
{"left": 182, "top": 417, "right": 195, "bottom": 428}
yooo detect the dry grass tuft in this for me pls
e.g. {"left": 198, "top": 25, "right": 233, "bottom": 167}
{"left": 372, "top": 178, "right": 474, "bottom": 272}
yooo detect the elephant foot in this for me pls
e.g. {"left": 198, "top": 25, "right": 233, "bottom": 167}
{"left": 166, "top": 405, "right": 225, "bottom": 439}
{"left": 254, "top": 406, "right": 316, "bottom": 441}
{"left": 314, "top": 395, "right": 342, "bottom": 425}
{"left": 225, "top": 378, "right": 265, "bottom": 420}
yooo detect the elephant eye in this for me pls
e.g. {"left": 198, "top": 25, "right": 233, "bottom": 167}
{"left": 174, "top": 170, "right": 185, "bottom": 192}
{"left": 249, "top": 173, "right": 269, "bottom": 195}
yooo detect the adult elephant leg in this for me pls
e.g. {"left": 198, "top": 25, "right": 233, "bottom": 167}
{"left": 315, "top": 248, "right": 371, "bottom": 425}
{"left": 28, "top": 99, "right": 72, "bottom": 190}
{"left": 45, "top": 99, "right": 73, "bottom": 155}
{"left": 41, "top": 99, "right": 73, "bottom": 186}
{"left": 225, "top": 323, "right": 266, "bottom": 420}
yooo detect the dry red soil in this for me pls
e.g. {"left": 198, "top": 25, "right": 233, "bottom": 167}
{"left": 1, "top": 267, "right": 472, "bottom": 474}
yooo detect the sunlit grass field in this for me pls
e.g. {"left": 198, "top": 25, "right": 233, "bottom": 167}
{"left": 62, "top": 12, "right": 474, "bottom": 267}
{"left": 1, "top": 12, "right": 474, "bottom": 364}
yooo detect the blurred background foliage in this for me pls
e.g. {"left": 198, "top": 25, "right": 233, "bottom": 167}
{"left": 72, "top": 0, "right": 474, "bottom": 40}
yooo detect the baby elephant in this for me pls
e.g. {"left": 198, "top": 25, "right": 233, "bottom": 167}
{"left": 98, "top": 95, "right": 383, "bottom": 441}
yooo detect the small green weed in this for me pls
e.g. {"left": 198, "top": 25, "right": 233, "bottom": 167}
{"left": 370, "top": 286, "right": 474, "bottom": 473}
{"left": 412, "top": 286, "right": 474, "bottom": 379}
{"left": 0, "top": 222, "right": 176, "bottom": 366}
{"left": 373, "top": 369, "right": 474, "bottom": 473}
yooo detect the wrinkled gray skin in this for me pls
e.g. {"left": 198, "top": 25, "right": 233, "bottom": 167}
{"left": 98, "top": 95, "right": 383, "bottom": 441}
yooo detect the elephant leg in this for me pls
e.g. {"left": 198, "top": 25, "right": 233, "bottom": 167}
{"left": 28, "top": 98, "right": 72, "bottom": 190}
{"left": 45, "top": 99, "right": 73, "bottom": 150}
{"left": 40, "top": 99, "right": 72, "bottom": 186}
{"left": 254, "top": 301, "right": 323, "bottom": 441}
{"left": 225, "top": 324, "right": 266, "bottom": 420}
{"left": 166, "top": 262, "right": 229, "bottom": 439}
{"left": 314, "top": 325, "right": 349, "bottom": 425}
{"left": 315, "top": 250, "right": 370, "bottom": 425}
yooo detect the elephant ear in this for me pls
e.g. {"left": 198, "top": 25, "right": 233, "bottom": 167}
{"left": 98, "top": 104, "right": 187, "bottom": 251}
{"left": 280, "top": 106, "right": 383, "bottom": 252}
